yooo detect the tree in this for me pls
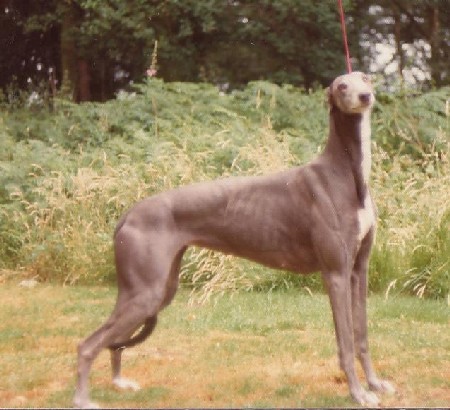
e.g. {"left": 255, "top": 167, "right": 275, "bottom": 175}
{"left": 0, "top": 1, "right": 59, "bottom": 96}
{"left": 146, "top": 0, "right": 357, "bottom": 88}
{"left": 2, "top": 0, "right": 358, "bottom": 100}
{"left": 24, "top": 0, "right": 157, "bottom": 101}
{"left": 352, "top": 0, "right": 450, "bottom": 88}
{"left": 1, "top": 1, "right": 448, "bottom": 102}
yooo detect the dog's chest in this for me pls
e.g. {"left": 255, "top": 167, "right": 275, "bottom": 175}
{"left": 360, "top": 111, "right": 372, "bottom": 183}
{"left": 357, "top": 194, "right": 375, "bottom": 242}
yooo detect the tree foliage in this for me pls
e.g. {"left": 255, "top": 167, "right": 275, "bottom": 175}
{"left": 1, "top": 1, "right": 449, "bottom": 101}
{"left": 353, "top": 0, "right": 450, "bottom": 88}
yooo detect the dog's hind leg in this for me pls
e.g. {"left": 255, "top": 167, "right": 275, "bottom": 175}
{"left": 74, "top": 292, "right": 162, "bottom": 408}
{"left": 74, "top": 221, "right": 186, "bottom": 408}
{"left": 352, "top": 230, "right": 395, "bottom": 396}
{"left": 111, "top": 350, "right": 140, "bottom": 391}
{"left": 109, "top": 316, "right": 158, "bottom": 391}
{"left": 108, "top": 246, "right": 185, "bottom": 394}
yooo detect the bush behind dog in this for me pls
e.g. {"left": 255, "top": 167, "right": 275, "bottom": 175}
{"left": 0, "top": 80, "right": 448, "bottom": 299}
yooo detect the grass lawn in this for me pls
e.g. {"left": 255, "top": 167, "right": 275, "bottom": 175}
{"left": 0, "top": 282, "right": 448, "bottom": 408}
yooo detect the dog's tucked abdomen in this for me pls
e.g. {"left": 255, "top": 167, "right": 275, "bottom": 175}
{"left": 133, "top": 168, "right": 321, "bottom": 273}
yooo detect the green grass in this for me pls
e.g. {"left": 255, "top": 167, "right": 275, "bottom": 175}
{"left": 0, "top": 282, "right": 448, "bottom": 408}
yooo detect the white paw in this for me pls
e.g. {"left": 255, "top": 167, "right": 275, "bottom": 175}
{"left": 73, "top": 397, "right": 100, "bottom": 409}
{"left": 369, "top": 378, "right": 396, "bottom": 395}
{"left": 112, "top": 377, "right": 141, "bottom": 391}
{"left": 352, "top": 387, "right": 380, "bottom": 406}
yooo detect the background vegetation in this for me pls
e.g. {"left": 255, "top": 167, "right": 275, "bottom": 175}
{"left": 1, "top": 1, "right": 449, "bottom": 101}
{"left": 0, "top": 79, "right": 448, "bottom": 299}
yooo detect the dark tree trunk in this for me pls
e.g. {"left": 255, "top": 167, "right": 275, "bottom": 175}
{"left": 393, "top": 9, "right": 405, "bottom": 85}
{"left": 427, "top": 5, "right": 442, "bottom": 87}
{"left": 77, "top": 59, "right": 91, "bottom": 102}
{"left": 60, "top": 4, "right": 78, "bottom": 100}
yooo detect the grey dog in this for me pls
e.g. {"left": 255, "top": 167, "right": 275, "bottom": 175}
{"left": 74, "top": 72, "right": 395, "bottom": 408}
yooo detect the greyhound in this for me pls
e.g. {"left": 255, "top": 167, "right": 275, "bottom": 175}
{"left": 74, "top": 72, "right": 395, "bottom": 408}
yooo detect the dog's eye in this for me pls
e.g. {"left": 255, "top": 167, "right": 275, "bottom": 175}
{"left": 337, "top": 83, "right": 348, "bottom": 92}
{"left": 362, "top": 75, "right": 370, "bottom": 83}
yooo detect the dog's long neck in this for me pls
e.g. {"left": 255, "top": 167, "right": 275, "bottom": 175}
{"left": 324, "top": 105, "right": 372, "bottom": 206}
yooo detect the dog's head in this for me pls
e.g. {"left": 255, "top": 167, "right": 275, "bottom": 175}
{"left": 327, "top": 72, "right": 375, "bottom": 114}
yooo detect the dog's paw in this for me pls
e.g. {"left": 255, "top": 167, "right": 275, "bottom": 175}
{"left": 352, "top": 387, "right": 380, "bottom": 407}
{"left": 73, "top": 397, "right": 100, "bottom": 409}
{"left": 112, "top": 377, "right": 141, "bottom": 391}
{"left": 369, "top": 378, "right": 396, "bottom": 395}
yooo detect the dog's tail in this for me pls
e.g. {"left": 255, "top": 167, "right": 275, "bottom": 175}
{"left": 108, "top": 316, "right": 157, "bottom": 350}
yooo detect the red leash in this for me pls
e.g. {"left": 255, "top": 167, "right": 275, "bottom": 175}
{"left": 338, "top": 0, "right": 352, "bottom": 73}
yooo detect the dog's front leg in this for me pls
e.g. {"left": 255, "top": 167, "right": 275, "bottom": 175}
{"left": 322, "top": 270, "right": 380, "bottom": 406}
{"left": 352, "top": 231, "right": 395, "bottom": 396}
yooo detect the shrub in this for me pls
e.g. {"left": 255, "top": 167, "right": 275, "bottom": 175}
{"left": 0, "top": 79, "right": 448, "bottom": 300}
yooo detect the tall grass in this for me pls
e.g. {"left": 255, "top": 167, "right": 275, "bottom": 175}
{"left": 371, "top": 132, "right": 449, "bottom": 299}
{"left": 0, "top": 80, "right": 448, "bottom": 299}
